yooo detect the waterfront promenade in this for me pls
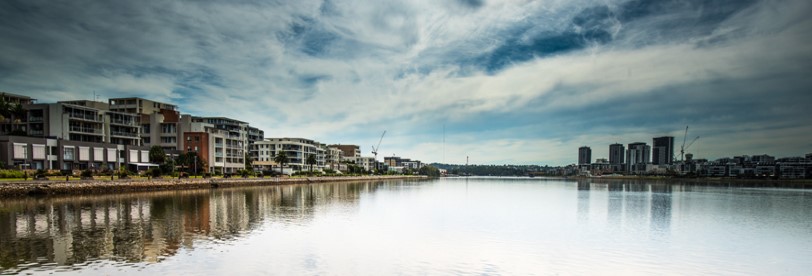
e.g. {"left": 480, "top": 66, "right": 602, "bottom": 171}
{"left": 0, "top": 175, "right": 427, "bottom": 197}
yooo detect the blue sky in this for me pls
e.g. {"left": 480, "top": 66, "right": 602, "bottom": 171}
{"left": 1, "top": 0, "right": 811, "bottom": 165}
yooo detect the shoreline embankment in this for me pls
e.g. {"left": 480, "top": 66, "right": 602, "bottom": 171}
{"left": 564, "top": 175, "right": 812, "bottom": 188}
{"left": 0, "top": 175, "right": 428, "bottom": 198}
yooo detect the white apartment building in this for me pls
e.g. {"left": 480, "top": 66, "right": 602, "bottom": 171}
{"left": 322, "top": 144, "right": 342, "bottom": 169}
{"left": 343, "top": 156, "right": 377, "bottom": 172}
{"left": 254, "top": 138, "right": 321, "bottom": 171}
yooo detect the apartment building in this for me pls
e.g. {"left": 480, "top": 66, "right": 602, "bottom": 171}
{"left": 322, "top": 144, "right": 341, "bottom": 169}
{"left": 109, "top": 97, "right": 180, "bottom": 151}
{"left": 344, "top": 156, "right": 377, "bottom": 172}
{"left": 24, "top": 102, "right": 105, "bottom": 143}
{"left": 329, "top": 144, "right": 360, "bottom": 161}
{"left": 578, "top": 146, "right": 592, "bottom": 165}
{"left": 178, "top": 115, "right": 245, "bottom": 174}
{"left": 60, "top": 101, "right": 141, "bottom": 146}
{"left": 626, "top": 142, "right": 650, "bottom": 173}
{"left": 247, "top": 126, "right": 264, "bottom": 161}
{"left": 108, "top": 97, "right": 177, "bottom": 115}
{"left": 255, "top": 138, "right": 321, "bottom": 171}
{"left": 0, "top": 135, "right": 152, "bottom": 171}
{"left": 652, "top": 136, "right": 674, "bottom": 165}
{"left": 196, "top": 117, "right": 249, "bottom": 169}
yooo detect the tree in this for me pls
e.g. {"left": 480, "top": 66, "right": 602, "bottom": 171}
{"left": 176, "top": 151, "right": 206, "bottom": 175}
{"left": 306, "top": 154, "right": 317, "bottom": 172}
{"left": 273, "top": 151, "right": 288, "bottom": 175}
{"left": 0, "top": 95, "right": 10, "bottom": 120}
{"left": 188, "top": 152, "right": 206, "bottom": 175}
{"left": 159, "top": 158, "right": 174, "bottom": 175}
{"left": 11, "top": 103, "right": 24, "bottom": 122}
{"left": 149, "top": 146, "right": 166, "bottom": 164}
{"left": 244, "top": 152, "right": 253, "bottom": 171}
{"left": 418, "top": 165, "right": 441, "bottom": 177}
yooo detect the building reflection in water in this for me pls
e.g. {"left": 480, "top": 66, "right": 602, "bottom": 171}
{"left": 0, "top": 180, "right": 393, "bottom": 271}
{"left": 576, "top": 180, "right": 590, "bottom": 222}
{"left": 606, "top": 182, "right": 624, "bottom": 225}
{"left": 649, "top": 184, "right": 673, "bottom": 234}
{"left": 575, "top": 179, "right": 673, "bottom": 236}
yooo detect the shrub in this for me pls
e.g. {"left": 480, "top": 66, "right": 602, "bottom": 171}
{"left": 34, "top": 169, "right": 46, "bottom": 178}
{"left": 149, "top": 168, "right": 162, "bottom": 177}
{"left": 237, "top": 169, "right": 252, "bottom": 178}
{"left": 0, "top": 170, "right": 25, "bottom": 179}
{"left": 80, "top": 170, "right": 93, "bottom": 178}
{"left": 292, "top": 171, "right": 322, "bottom": 177}
{"left": 117, "top": 169, "right": 130, "bottom": 178}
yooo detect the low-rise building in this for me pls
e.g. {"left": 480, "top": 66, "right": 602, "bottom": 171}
{"left": 255, "top": 138, "right": 321, "bottom": 171}
{"left": 0, "top": 135, "right": 152, "bottom": 171}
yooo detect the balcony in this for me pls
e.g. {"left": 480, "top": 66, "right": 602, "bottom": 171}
{"left": 110, "top": 119, "right": 138, "bottom": 126}
{"left": 68, "top": 113, "right": 102, "bottom": 122}
{"left": 69, "top": 126, "right": 103, "bottom": 135}
{"left": 111, "top": 131, "right": 139, "bottom": 138}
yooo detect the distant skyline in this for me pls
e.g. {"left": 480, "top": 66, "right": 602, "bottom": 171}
{"left": 1, "top": 0, "right": 811, "bottom": 166}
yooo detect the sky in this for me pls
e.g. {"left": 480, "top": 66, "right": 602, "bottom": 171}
{"left": 1, "top": 0, "right": 811, "bottom": 166}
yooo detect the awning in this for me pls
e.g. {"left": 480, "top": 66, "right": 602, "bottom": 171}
{"left": 129, "top": 162, "right": 160, "bottom": 167}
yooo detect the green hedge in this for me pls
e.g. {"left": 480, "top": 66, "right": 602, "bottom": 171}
{"left": 0, "top": 170, "right": 25, "bottom": 179}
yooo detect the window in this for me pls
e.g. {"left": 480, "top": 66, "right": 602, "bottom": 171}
{"left": 108, "top": 148, "right": 117, "bottom": 162}
{"left": 33, "top": 145, "right": 45, "bottom": 159}
{"left": 140, "top": 150, "right": 149, "bottom": 163}
{"left": 195, "top": 136, "right": 200, "bottom": 142}
{"left": 64, "top": 147, "right": 75, "bottom": 160}
{"left": 161, "top": 123, "right": 176, "bottom": 134}
{"left": 129, "top": 149, "right": 138, "bottom": 163}
{"left": 13, "top": 143, "right": 27, "bottom": 159}
{"left": 94, "top": 148, "right": 104, "bottom": 161}
{"left": 79, "top": 147, "right": 90, "bottom": 161}
{"left": 143, "top": 124, "right": 151, "bottom": 133}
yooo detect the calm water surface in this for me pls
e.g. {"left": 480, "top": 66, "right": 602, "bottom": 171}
{"left": 1, "top": 178, "right": 810, "bottom": 275}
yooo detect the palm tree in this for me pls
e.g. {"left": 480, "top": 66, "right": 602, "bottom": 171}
{"left": 273, "top": 151, "right": 288, "bottom": 175}
{"left": 306, "top": 154, "right": 317, "bottom": 172}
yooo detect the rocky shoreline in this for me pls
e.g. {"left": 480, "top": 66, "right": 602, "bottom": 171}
{"left": 0, "top": 175, "right": 428, "bottom": 198}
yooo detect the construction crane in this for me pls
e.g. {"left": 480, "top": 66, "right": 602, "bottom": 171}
{"left": 371, "top": 130, "right": 386, "bottom": 161}
{"left": 678, "top": 126, "right": 700, "bottom": 162}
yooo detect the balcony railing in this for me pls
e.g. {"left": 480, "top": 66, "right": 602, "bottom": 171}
{"left": 110, "top": 119, "right": 138, "bottom": 126}
{"left": 68, "top": 113, "right": 101, "bottom": 122}
{"left": 28, "top": 116, "right": 43, "bottom": 122}
{"left": 69, "top": 126, "right": 103, "bottom": 134}
{"left": 111, "top": 131, "right": 139, "bottom": 137}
